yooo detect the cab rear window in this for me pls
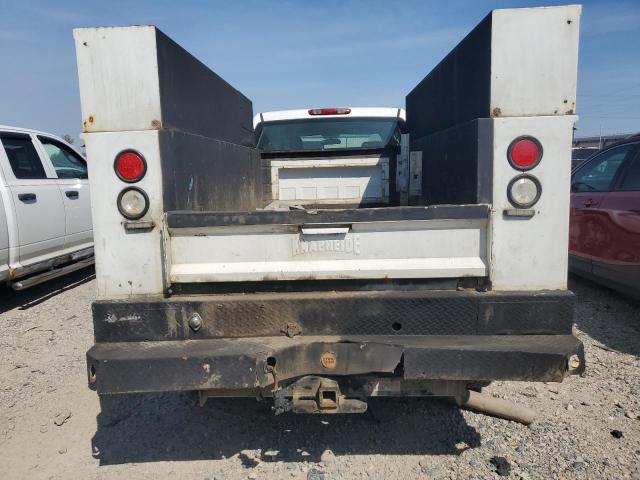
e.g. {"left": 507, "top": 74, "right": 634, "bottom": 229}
{"left": 256, "top": 117, "right": 402, "bottom": 152}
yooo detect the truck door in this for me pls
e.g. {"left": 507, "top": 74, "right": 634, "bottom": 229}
{"left": 0, "top": 132, "right": 66, "bottom": 266}
{"left": 594, "top": 146, "right": 640, "bottom": 291}
{"left": 36, "top": 136, "right": 92, "bottom": 251}
{"left": 0, "top": 188, "right": 9, "bottom": 281}
{"left": 569, "top": 144, "right": 635, "bottom": 271}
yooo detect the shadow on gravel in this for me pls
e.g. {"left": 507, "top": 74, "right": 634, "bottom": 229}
{"left": 569, "top": 274, "right": 640, "bottom": 357}
{"left": 93, "top": 393, "right": 481, "bottom": 465}
{"left": 0, "top": 266, "right": 95, "bottom": 314}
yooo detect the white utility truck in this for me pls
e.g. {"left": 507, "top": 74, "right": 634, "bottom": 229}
{"left": 0, "top": 126, "right": 93, "bottom": 290}
{"left": 74, "top": 5, "right": 584, "bottom": 421}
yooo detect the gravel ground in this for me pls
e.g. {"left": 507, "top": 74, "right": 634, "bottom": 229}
{"left": 0, "top": 270, "right": 639, "bottom": 480}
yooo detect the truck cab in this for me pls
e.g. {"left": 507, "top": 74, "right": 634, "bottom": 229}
{"left": 0, "top": 126, "right": 94, "bottom": 290}
{"left": 74, "top": 5, "right": 584, "bottom": 419}
{"left": 255, "top": 108, "right": 406, "bottom": 208}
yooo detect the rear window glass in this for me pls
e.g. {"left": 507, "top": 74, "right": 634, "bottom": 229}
{"left": 257, "top": 118, "right": 401, "bottom": 152}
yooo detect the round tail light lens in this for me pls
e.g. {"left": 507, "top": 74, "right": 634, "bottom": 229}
{"left": 117, "top": 187, "right": 149, "bottom": 219}
{"left": 114, "top": 150, "right": 146, "bottom": 182}
{"left": 508, "top": 136, "right": 542, "bottom": 170}
{"left": 507, "top": 174, "right": 542, "bottom": 208}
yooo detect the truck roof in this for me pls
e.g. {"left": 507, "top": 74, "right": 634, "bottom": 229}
{"left": 0, "top": 125, "right": 77, "bottom": 149}
{"left": 253, "top": 107, "right": 406, "bottom": 129}
{"left": 0, "top": 124, "right": 60, "bottom": 137}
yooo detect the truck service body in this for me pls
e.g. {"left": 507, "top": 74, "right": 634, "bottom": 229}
{"left": 75, "top": 5, "right": 585, "bottom": 416}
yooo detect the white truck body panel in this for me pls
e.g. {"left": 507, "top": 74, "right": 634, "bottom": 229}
{"left": 169, "top": 218, "right": 487, "bottom": 282}
{"left": 74, "top": 26, "right": 162, "bottom": 133}
{"left": 490, "top": 6, "right": 580, "bottom": 118}
{"left": 82, "top": 130, "right": 165, "bottom": 296}
{"left": 489, "top": 115, "right": 575, "bottom": 290}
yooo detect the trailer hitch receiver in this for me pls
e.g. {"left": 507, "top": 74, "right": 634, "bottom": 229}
{"left": 273, "top": 376, "right": 367, "bottom": 414}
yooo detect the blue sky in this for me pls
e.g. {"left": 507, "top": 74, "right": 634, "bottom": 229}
{"left": 1, "top": 0, "right": 639, "bottom": 142}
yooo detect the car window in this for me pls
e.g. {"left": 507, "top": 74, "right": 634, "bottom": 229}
{"left": 618, "top": 152, "right": 640, "bottom": 191}
{"left": 0, "top": 133, "right": 48, "bottom": 179}
{"left": 571, "top": 145, "right": 632, "bottom": 192}
{"left": 257, "top": 118, "right": 402, "bottom": 152}
{"left": 38, "top": 136, "right": 88, "bottom": 179}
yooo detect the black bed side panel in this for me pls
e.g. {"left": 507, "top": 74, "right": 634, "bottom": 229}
{"left": 155, "top": 29, "right": 254, "bottom": 145}
{"left": 159, "top": 130, "right": 264, "bottom": 212}
{"left": 410, "top": 119, "right": 493, "bottom": 205}
{"left": 405, "top": 12, "right": 492, "bottom": 140}
{"left": 153, "top": 29, "right": 265, "bottom": 212}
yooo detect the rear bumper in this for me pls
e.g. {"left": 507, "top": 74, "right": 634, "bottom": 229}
{"left": 87, "top": 334, "right": 584, "bottom": 394}
{"left": 88, "top": 289, "right": 583, "bottom": 395}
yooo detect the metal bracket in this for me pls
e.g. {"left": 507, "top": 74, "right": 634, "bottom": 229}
{"left": 123, "top": 220, "right": 155, "bottom": 232}
{"left": 503, "top": 208, "right": 535, "bottom": 218}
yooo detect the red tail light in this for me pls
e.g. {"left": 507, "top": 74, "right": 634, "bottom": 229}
{"left": 508, "top": 136, "right": 543, "bottom": 170}
{"left": 114, "top": 150, "right": 146, "bottom": 182}
{"left": 308, "top": 108, "right": 351, "bottom": 116}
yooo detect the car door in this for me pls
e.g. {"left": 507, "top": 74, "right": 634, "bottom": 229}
{"left": 0, "top": 187, "right": 9, "bottom": 281}
{"left": 595, "top": 145, "right": 640, "bottom": 294}
{"left": 0, "top": 132, "right": 66, "bottom": 266}
{"left": 36, "top": 136, "right": 92, "bottom": 251}
{"left": 569, "top": 144, "right": 635, "bottom": 273}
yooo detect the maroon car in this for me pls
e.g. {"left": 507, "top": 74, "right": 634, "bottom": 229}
{"left": 570, "top": 134, "right": 640, "bottom": 299}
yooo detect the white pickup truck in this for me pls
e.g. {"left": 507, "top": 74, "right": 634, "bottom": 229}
{"left": 74, "top": 5, "right": 585, "bottom": 421}
{"left": 255, "top": 107, "right": 407, "bottom": 208}
{"left": 0, "top": 126, "right": 93, "bottom": 290}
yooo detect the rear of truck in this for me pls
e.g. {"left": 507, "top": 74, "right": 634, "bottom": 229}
{"left": 75, "top": 5, "right": 584, "bottom": 414}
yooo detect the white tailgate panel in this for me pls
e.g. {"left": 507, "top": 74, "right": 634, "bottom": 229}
{"left": 272, "top": 157, "right": 389, "bottom": 204}
{"left": 169, "top": 219, "right": 487, "bottom": 282}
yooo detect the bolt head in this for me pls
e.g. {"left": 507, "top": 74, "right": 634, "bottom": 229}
{"left": 188, "top": 313, "right": 202, "bottom": 332}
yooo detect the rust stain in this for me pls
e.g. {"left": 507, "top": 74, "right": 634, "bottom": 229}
{"left": 492, "top": 107, "right": 502, "bottom": 117}
{"left": 83, "top": 115, "right": 95, "bottom": 133}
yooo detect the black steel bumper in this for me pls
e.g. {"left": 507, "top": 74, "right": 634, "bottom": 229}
{"left": 87, "top": 334, "right": 584, "bottom": 394}
{"left": 87, "top": 289, "right": 584, "bottom": 395}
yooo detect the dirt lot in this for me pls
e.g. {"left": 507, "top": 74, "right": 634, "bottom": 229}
{"left": 0, "top": 270, "right": 639, "bottom": 480}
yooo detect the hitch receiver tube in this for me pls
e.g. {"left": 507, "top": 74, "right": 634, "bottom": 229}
{"left": 273, "top": 376, "right": 368, "bottom": 415}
